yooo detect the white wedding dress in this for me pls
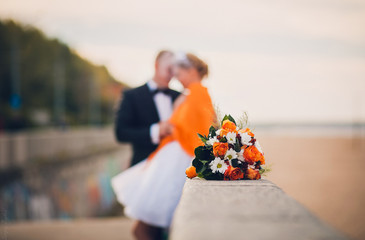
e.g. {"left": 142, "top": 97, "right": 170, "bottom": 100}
{"left": 111, "top": 141, "right": 192, "bottom": 228}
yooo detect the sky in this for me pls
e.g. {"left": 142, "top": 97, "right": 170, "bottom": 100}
{"left": 1, "top": 0, "right": 365, "bottom": 124}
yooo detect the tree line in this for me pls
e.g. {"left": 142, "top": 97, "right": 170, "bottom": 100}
{"left": 0, "top": 20, "right": 128, "bottom": 131}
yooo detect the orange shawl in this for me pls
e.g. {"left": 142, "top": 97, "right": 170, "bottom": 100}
{"left": 148, "top": 82, "right": 215, "bottom": 160}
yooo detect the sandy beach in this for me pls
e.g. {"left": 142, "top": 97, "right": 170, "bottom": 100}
{"left": 262, "top": 134, "right": 365, "bottom": 240}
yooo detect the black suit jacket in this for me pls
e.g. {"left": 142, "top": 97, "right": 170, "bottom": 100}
{"left": 115, "top": 83, "right": 180, "bottom": 166}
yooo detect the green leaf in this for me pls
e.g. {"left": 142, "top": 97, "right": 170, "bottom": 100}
{"left": 197, "top": 172, "right": 207, "bottom": 178}
{"left": 194, "top": 146, "right": 214, "bottom": 160}
{"left": 197, "top": 133, "right": 208, "bottom": 144}
{"left": 197, "top": 166, "right": 211, "bottom": 178}
{"left": 205, "top": 172, "right": 224, "bottom": 180}
{"left": 231, "top": 159, "right": 240, "bottom": 168}
{"left": 221, "top": 114, "right": 236, "bottom": 125}
{"left": 192, "top": 158, "right": 204, "bottom": 173}
{"left": 200, "top": 160, "right": 209, "bottom": 165}
{"left": 259, "top": 164, "right": 272, "bottom": 176}
{"left": 227, "top": 115, "right": 236, "bottom": 124}
{"left": 221, "top": 116, "right": 228, "bottom": 125}
{"left": 194, "top": 146, "right": 204, "bottom": 159}
{"left": 234, "top": 138, "right": 241, "bottom": 152}
{"left": 199, "top": 165, "right": 207, "bottom": 174}
{"left": 205, "top": 145, "right": 213, "bottom": 151}
{"left": 209, "top": 126, "right": 216, "bottom": 137}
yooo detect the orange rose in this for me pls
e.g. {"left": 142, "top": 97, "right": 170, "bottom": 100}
{"left": 222, "top": 120, "right": 237, "bottom": 133}
{"left": 219, "top": 129, "right": 229, "bottom": 137}
{"left": 243, "top": 145, "right": 265, "bottom": 165}
{"left": 243, "top": 128, "right": 254, "bottom": 137}
{"left": 246, "top": 168, "right": 261, "bottom": 180}
{"left": 238, "top": 128, "right": 254, "bottom": 137}
{"left": 185, "top": 166, "right": 198, "bottom": 179}
{"left": 224, "top": 165, "right": 244, "bottom": 180}
{"left": 213, "top": 142, "right": 229, "bottom": 157}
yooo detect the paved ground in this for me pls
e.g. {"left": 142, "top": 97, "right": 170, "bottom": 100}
{"left": 2, "top": 217, "right": 134, "bottom": 240}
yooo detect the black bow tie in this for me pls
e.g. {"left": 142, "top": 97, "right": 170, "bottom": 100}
{"left": 152, "top": 88, "right": 171, "bottom": 96}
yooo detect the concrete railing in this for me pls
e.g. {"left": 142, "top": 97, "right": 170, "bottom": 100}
{"left": 0, "top": 127, "right": 119, "bottom": 168}
{"left": 170, "top": 179, "right": 348, "bottom": 240}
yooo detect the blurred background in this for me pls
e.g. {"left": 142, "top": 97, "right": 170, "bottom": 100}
{"left": 0, "top": 0, "right": 364, "bottom": 239}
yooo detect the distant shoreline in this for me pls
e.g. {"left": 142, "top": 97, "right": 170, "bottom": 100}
{"left": 252, "top": 123, "right": 365, "bottom": 137}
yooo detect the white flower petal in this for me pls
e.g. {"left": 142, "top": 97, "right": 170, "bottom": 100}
{"left": 207, "top": 136, "right": 219, "bottom": 146}
{"left": 240, "top": 132, "right": 252, "bottom": 146}
{"left": 255, "top": 140, "right": 264, "bottom": 154}
{"left": 209, "top": 157, "right": 228, "bottom": 174}
{"left": 224, "top": 149, "right": 238, "bottom": 160}
{"left": 226, "top": 132, "right": 237, "bottom": 144}
{"left": 238, "top": 149, "right": 245, "bottom": 161}
{"left": 248, "top": 164, "right": 256, "bottom": 169}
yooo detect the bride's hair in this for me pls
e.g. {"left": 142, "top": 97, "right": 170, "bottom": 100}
{"left": 177, "top": 53, "right": 209, "bottom": 79}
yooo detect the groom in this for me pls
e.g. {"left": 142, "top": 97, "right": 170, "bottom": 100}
{"left": 115, "top": 50, "right": 180, "bottom": 167}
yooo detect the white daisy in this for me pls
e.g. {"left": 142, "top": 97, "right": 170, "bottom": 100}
{"left": 206, "top": 136, "right": 219, "bottom": 146}
{"left": 238, "top": 149, "right": 245, "bottom": 162}
{"left": 215, "top": 129, "right": 222, "bottom": 136}
{"left": 226, "top": 132, "right": 237, "bottom": 144}
{"left": 248, "top": 164, "right": 256, "bottom": 169}
{"left": 209, "top": 157, "right": 228, "bottom": 174}
{"left": 240, "top": 132, "right": 252, "bottom": 146}
{"left": 224, "top": 149, "right": 238, "bottom": 163}
{"left": 255, "top": 140, "right": 263, "bottom": 154}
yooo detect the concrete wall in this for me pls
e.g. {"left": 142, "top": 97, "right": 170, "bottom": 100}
{"left": 1, "top": 146, "right": 132, "bottom": 221}
{"left": 170, "top": 179, "right": 348, "bottom": 240}
{"left": 0, "top": 127, "right": 132, "bottom": 221}
{"left": 0, "top": 127, "right": 118, "bottom": 168}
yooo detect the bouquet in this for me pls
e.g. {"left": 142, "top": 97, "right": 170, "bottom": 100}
{"left": 185, "top": 114, "right": 269, "bottom": 180}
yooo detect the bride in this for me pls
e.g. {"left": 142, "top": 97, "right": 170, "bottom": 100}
{"left": 111, "top": 53, "right": 215, "bottom": 240}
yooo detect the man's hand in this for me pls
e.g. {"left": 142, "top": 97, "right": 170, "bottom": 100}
{"left": 159, "top": 121, "right": 173, "bottom": 139}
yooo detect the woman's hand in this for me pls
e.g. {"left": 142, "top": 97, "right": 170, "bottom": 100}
{"left": 159, "top": 121, "right": 174, "bottom": 139}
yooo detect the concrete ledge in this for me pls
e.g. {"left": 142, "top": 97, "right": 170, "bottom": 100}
{"left": 170, "top": 179, "right": 347, "bottom": 240}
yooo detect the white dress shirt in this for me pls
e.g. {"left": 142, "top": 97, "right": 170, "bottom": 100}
{"left": 147, "top": 80, "right": 173, "bottom": 144}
